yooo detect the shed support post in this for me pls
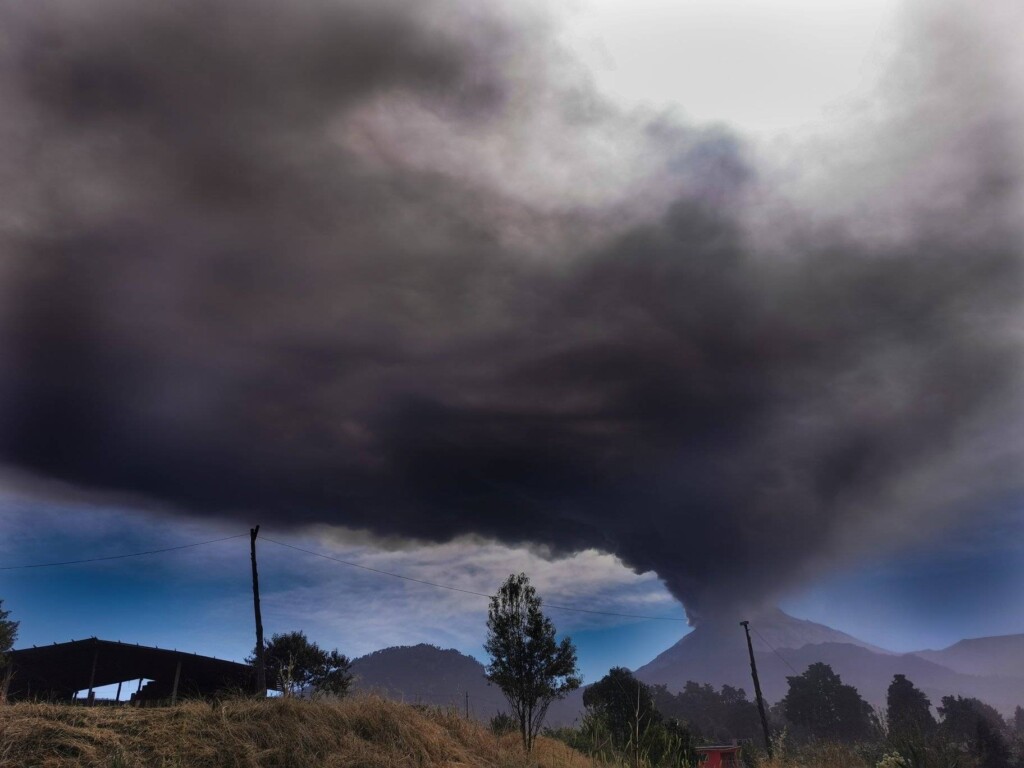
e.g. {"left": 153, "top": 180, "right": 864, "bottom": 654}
{"left": 1, "top": 661, "right": 13, "bottom": 703}
{"left": 171, "top": 658, "right": 182, "bottom": 705}
{"left": 115, "top": 680, "right": 122, "bottom": 703}
{"left": 87, "top": 642, "right": 99, "bottom": 707}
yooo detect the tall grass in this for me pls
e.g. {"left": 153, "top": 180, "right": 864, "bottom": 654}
{"left": 0, "top": 695, "right": 599, "bottom": 768}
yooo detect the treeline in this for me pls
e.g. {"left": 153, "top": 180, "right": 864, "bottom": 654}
{"left": 539, "top": 663, "right": 1024, "bottom": 768}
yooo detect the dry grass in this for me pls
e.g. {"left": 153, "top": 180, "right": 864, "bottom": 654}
{"left": 0, "top": 695, "right": 601, "bottom": 768}
{"left": 754, "top": 741, "right": 873, "bottom": 768}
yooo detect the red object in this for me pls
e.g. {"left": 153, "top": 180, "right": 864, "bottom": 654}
{"left": 695, "top": 746, "right": 743, "bottom": 767}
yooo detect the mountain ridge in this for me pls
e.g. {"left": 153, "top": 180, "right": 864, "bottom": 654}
{"left": 350, "top": 643, "right": 585, "bottom": 727}
{"left": 910, "top": 633, "right": 1024, "bottom": 680}
{"left": 635, "top": 609, "right": 1023, "bottom": 716}
{"left": 346, "top": 612, "right": 1024, "bottom": 724}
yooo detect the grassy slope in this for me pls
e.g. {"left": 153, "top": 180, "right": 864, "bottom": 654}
{"left": 0, "top": 696, "right": 600, "bottom": 768}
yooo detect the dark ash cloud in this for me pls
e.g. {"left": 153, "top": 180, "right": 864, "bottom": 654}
{"left": 1, "top": 0, "right": 1021, "bottom": 621}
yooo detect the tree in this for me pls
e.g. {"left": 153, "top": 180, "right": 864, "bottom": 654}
{"left": 781, "top": 662, "right": 875, "bottom": 742}
{"left": 886, "top": 674, "right": 936, "bottom": 745}
{"left": 484, "top": 573, "right": 581, "bottom": 753}
{"left": 580, "top": 668, "right": 699, "bottom": 768}
{"left": 0, "top": 600, "right": 18, "bottom": 702}
{"left": 938, "top": 696, "right": 1010, "bottom": 768}
{"left": 0, "top": 600, "right": 17, "bottom": 660}
{"left": 585, "top": 667, "right": 659, "bottom": 765}
{"left": 251, "top": 631, "right": 352, "bottom": 698}
{"left": 652, "top": 681, "right": 763, "bottom": 744}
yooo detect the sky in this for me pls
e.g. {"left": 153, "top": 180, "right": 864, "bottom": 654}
{"left": 0, "top": 0, "right": 1022, "bottom": 690}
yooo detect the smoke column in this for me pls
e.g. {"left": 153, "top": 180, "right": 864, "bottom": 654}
{"left": 0, "top": 0, "right": 1021, "bottom": 621}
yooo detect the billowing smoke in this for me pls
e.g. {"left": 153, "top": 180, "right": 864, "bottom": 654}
{"left": 0, "top": 0, "right": 1021, "bottom": 622}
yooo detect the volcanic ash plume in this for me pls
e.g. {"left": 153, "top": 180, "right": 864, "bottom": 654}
{"left": 0, "top": 0, "right": 1021, "bottom": 621}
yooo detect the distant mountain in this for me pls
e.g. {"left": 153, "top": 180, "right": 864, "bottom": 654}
{"left": 347, "top": 616, "right": 1024, "bottom": 729}
{"left": 350, "top": 644, "right": 584, "bottom": 727}
{"left": 912, "top": 635, "right": 1024, "bottom": 680}
{"left": 635, "top": 608, "right": 1024, "bottom": 716}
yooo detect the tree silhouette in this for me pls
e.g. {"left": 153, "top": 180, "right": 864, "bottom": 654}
{"left": 251, "top": 630, "right": 352, "bottom": 697}
{"left": 651, "top": 681, "right": 762, "bottom": 743}
{"left": 0, "top": 598, "right": 17, "bottom": 703}
{"left": 585, "top": 667, "right": 660, "bottom": 758}
{"left": 886, "top": 674, "right": 936, "bottom": 745}
{"left": 0, "top": 600, "right": 17, "bottom": 660}
{"left": 781, "top": 662, "right": 875, "bottom": 742}
{"left": 484, "top": 573, "right": 580, "bottom": 752}
{"left": 938, "top": 695, "right": 1010, "bottom": 768}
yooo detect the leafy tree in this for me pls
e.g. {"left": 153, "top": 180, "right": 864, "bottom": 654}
{"left": 938, "top": 696, "right": 1006, "bottom": 743}
{"left": 0, "top": 600, "right": 17, "bottom": 661}
{"left": 938, "top": 696, "right": 1010, "bottom": 768}
{"left": 1014, "top": 706, "right": 1024, "bottom": 736}
{"left": 490, "top": 712, "right": 518, "bottom": 735}
{"left": 0, "top": 600, "right": 17, "bottom": 698}
{"left": 584, "top": 667, "right": 660, "bottom": 763}
{"left": 781, "top": 662, "right": 875, "bottom": 742}
{"left": 975, "top": 717, "right": 1011, "bottom": 768}
{"left": 251, "top": 630, "right": 352, "bottom": 698}
{"left": 484, "top": 573, "right": 581, "bottom": 753}
{"left": 886, "top": 674, "right": 936, "bottom": 745}
{"left": 652, "top": 681, "right": 763, "bottom": 743}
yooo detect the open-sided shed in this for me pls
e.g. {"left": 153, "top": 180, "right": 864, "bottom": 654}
{"left": 3, "top": 638, "right": 256, "bottom": 704}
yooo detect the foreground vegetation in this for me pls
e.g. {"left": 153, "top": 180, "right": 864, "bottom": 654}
{"left": 538, "top": 666, "right": 1024, "bottom": 768}
{"left": 3, "top": 685, "right": 1023, "bottom": 768}
{"left": 0, "top": 696, "right": 597, "bottom": 768}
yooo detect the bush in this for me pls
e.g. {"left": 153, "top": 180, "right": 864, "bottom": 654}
{"left": 491, "top": 711, "right": 518, "bottom": 735}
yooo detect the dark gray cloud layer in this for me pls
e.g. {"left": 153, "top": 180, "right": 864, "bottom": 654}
{"left": 1, "top": 0, "right": 1021, "bottom": 620}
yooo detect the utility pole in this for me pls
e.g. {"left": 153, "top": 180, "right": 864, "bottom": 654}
{"left": 251, "top": 526, "right": 266, "bottom": 696}
{"left": 741, "top": 620, "right": 773, "bottom": 758}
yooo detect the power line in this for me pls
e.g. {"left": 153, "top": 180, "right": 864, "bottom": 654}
{"left": 0, "top": 533, "right": 249, "bottom": 570}
{"left": 0, "top": 528, "right": 687, "bottom": 623}
{"left": 260, "top": 536, "right": 687, "bottom": 622}
{"left": 751, "top": 625, "right": 800, "bottom": 675}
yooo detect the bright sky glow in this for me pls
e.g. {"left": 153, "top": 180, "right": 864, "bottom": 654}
{"left": 561, "top": 0, "right": 900, "bottom": 135}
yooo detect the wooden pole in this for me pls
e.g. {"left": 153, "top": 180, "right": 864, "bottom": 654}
{"left": 251, "top": 526, "right": 267, "bottom": 695}
{"left": 1, "top": 661, "right": 13, "bottom": 704}
{"left": 741, "top": 621, "right": 773, "bottom": 758}
{"left": 87, "top": 641, "right": 99, "bottom": 707}
{"left": 170, "top": 658, "right": 182, "bottom": 705}
{"left": 115, "top": 680, "right": 122, "bottom": 703}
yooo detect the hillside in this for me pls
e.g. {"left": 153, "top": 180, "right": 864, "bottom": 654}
{"left": 346, "top": 615, "right": 1024, "bottom": 729}
{"left": 0, "top": 696, "right": 596, "bottom": 768}
{"left": 350, "top": 643, "right": 585, "bottom": 727}
{"left": 912, "top": 634, "right": 1024, "bottom": 679}
{"left": 351, "top": 644, "right": 509, "bottom": 719}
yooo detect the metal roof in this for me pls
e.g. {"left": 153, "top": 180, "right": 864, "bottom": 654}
{"left": 4, "top": 638, "right": 257, "bottom": 700}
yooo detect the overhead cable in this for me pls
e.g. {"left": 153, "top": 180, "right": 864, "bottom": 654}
{"left": 0, "top": 533, "right": 249, "bottom": 570}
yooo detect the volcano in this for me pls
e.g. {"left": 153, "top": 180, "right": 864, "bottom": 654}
{"left": 634, "top": 608, "right": 1024, "bottom": 715}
